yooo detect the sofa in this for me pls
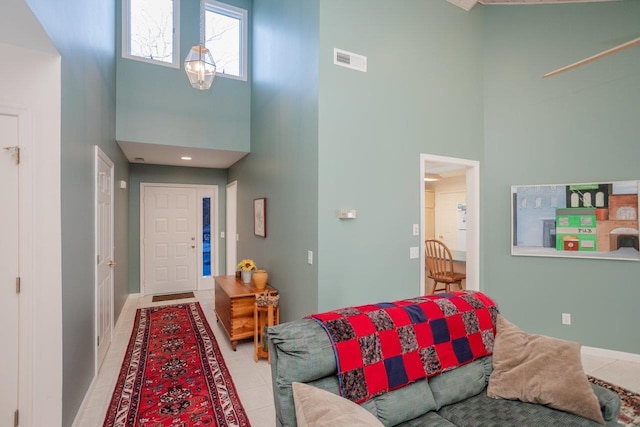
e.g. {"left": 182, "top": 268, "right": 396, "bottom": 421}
{"left": 267, "top": 295, "right": 622, "bottom": 427}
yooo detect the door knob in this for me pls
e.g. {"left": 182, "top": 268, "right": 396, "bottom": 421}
{"left": 108, "top": 260, "right": 116, "bottom": 267}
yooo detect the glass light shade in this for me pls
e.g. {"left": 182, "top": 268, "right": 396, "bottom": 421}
{"left": 184, "top": 45, "right": 217, "bottom": 90}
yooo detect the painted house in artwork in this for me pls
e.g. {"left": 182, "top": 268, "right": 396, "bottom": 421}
{"left": 512, "top": 181, "right": 639, "bottom": 260}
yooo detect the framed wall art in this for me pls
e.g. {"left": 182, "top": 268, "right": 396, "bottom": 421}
{"left": 254, "top": 198, "right": 266, "bottom": 238}
{"left": 511, "top": 180, "right": 639, "bottom": 261}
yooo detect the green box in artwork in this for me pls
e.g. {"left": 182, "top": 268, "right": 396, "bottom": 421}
{"left": 555, "top": 208, "right": 597, "bottom": 251}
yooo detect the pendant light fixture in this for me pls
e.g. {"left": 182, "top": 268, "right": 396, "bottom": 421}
{"left": 184, "top": 0, "right": 216, "bottom": 90}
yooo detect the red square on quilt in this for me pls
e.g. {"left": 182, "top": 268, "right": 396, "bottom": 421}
{"left": 476, "top": 308, "right": 493, "bottom": 330}
{"left": 446, "top": 314, "right": 467, "bottom": 340}
{"left": 402, "top": 351, "right": 425, "bottom": 382}
{"left": 418, "top": 301, "right": 445, "bottom": 320}
{"left": 348, "top": 314, "right": 377, "bottom": 336}
{"left": 413, "top": 322, "right": 434, "bottom": 347}
{"left": 378, "top": 329, "right": 402, "bottom": 358}
{"left": 467, "top": 332, "right": 487, "bottom": 358}
{"left": 312, "top": 311, "right": 344, "bottom": 322}
{"left": 449, "top": 297, "right": 472, "bottom": 312}
{"left": 363, "top": 361, "right": 388, "bottom": 396}
{"left": 335, "top": 339, "right": 364, "bottom": 371}
{"left": 474, "top": 293, "right": 495, "bottom": 307}
{"left": 434, "top": 341, "right": 456, "bottom": 367}
{"left": 356, "top": 304, "right": 381, "bottom": 314}
{"left": 385, "top": 307, "right": 411, "bottom": 327}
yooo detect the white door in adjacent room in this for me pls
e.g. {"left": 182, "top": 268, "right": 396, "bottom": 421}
{"left": 95, "top": 146, "right": 114, "bottom": 371}
{"left": 435, "top": 191, "right": 466, "bottom": 251}
{"left": 0, "top": 113, "right": 19, "bottom": 426}
{"left": 143, "top": 186, "right": 198, "bottom": 295}
{"left": 226, "top": 181, "right": 238, "bottom": 275}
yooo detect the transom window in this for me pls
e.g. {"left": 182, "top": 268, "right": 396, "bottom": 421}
{"left": 122, "top": 0, "right": 180, "bottom": 68}
{"left": 204, "top": 1, "right": 248, "bottom": 81}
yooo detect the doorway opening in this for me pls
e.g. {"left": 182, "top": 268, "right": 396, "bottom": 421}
{"left": 420, "top": 154, "right": 480, "bottom": 295}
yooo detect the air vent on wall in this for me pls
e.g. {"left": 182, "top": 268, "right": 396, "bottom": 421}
{"left": 334, "top": 48, "right": 367, "bottom": 73}
{"left": 134, "top": 157, "right": 145, "bottom": 162}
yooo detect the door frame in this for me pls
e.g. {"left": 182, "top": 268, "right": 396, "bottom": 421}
{"left": 140, "top": 183, "right": 219, "bottom": 296}
{"left": 1, "top": 105, "right": 34, "bottom": 426}
{"left": 94, "top": 146, "right": 114, "bottom": 373}
{"left": 226, "top": 181, "right": 238, "bottom": 275}
{"left": 420, "top": 154, "right": 480, "bottom": 293}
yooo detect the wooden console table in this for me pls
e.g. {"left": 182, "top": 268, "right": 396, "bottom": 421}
{"left": 214, "top": 275, "right": 277, "bottom": 350}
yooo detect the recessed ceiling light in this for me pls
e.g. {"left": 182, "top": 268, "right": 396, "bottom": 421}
{"left": 181, "top": 156, "right": 192, "bottom": 161}
{"left": 424, "top": 173, "right": 442, "bottom": 182}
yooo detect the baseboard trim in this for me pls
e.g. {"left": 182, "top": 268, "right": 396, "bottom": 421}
{"left": 72, "top": 293, "right": 141, "bottom": 427}
{"left": 582, "top": 345, "right": 640, "bottom": 363}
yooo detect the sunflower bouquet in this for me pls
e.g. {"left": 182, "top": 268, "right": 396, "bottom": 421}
{"left": 237, "top": 259, "right": 257, "bottom": 272}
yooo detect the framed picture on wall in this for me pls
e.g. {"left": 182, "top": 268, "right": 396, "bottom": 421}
{"left": 254, "top": 198, "right": 266, "bottom": 238}
{"left": 511, "top": 180, "right": 640, "bottom": 261}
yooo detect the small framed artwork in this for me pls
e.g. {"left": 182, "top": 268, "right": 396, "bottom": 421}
{"left": 254, "top": 198, "right": 267, "bottom": 237}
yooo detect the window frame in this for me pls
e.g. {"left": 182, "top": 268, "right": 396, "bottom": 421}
{"left": 204, "top": 0, "right": 248, "bottom": 81}
{"left": 122, "top": 0, "right": 181, "bottom": 69}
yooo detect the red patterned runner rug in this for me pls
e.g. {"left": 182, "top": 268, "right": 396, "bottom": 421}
{"left": 103, "top": 302, "right": 251, "bottom": 427}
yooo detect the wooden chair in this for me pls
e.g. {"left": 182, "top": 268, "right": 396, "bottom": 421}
{"left": 425, "top": 239, "right": 466, "bottom": 295}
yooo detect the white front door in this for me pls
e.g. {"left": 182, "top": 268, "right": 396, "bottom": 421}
{"left": 95, "top": 147, "right": 114, "bottom": 370}
{"left": 226, "top": 181, "right": 238, "bottom": 275}
{"left": 144, "top": 186, "right": 198, "bottom": 295}
{"left": 435, "top": 191, "right": 466, "bottom": 251}
{"left": 0, "top": 114, "right": 19, "bottom": 425}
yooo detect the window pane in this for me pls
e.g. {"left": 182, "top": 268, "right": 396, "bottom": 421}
{"left": 202, "top": 198, "right": 211, "bottom": 277}
{"left": 205, "top": 10, "right": 241, "bottom": 77}
{"left": 129, "top": 0, "right": 175, "bottom": 63}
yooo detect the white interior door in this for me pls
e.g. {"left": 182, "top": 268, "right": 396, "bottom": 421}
{"left": 0, "top": 114, "right": 19, "bottom": 425}
{"left": 435, "top": 191, "right": 466, "bottom": 251}
{"left": 95, "top": 147, "right": 114, "bottom": 371}
{"left": 226, "top": 181, "right": 238, "bottom": 275}
{"left": 144, "top": 186, "right": 198, "bottom": 295}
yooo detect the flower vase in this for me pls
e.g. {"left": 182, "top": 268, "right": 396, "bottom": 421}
{"left": 252, "top": 269, "right": 268, "bottom": 290}
{"left": 241, "top": 270, "right": 253, "bottom": 284}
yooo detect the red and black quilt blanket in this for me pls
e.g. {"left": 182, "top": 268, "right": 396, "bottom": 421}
{"left": 309, "top": 290, "right": 498, "bottom": 403}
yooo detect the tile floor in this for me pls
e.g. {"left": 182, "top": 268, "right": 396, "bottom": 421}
{"left": 75, "top": 291, "right": 640, "bottom": 427}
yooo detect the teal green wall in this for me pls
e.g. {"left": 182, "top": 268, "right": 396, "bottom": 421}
{"left": 116, "top": 0, "right": 252, "bottom": 152}
{"left": 25, "top": 0, "right": 129, "bottom": 424}
{"left": 128, "top": 164, "right": 228, "bottom": 293}
{"left": 316, "top": 1, "right": 484, "bottom": 311}
{"left": 229, "top": 0, "right": 320, "bottom": 321}
{"left": 483, "top": 2, "right": 640, "bottom": 354}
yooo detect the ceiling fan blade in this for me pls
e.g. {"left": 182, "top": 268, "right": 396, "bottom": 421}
{"left": 543, "top": 36, "right": 640, "bottom": 79}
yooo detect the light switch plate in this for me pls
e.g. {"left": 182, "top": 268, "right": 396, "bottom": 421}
{"left": 413, "top": 224, "right": 420, "bottom": 236}
{"left": 308, "top": 250, "right": 313, "bottom": 265}
{"left": 410, "top": 247, "right": 419, "bottom": 259}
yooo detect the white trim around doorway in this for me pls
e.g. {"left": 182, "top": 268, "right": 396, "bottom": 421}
{"left": 420, "top": 154, "right": 480, "bottom": 294}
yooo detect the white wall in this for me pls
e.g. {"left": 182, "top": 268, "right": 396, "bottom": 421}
{"left": 0, "top": 40, "right": 62, "bottom": 426}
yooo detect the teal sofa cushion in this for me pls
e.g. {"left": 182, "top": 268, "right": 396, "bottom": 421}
{"left": 428, "top": 358, "right": 488, "bottom": 410}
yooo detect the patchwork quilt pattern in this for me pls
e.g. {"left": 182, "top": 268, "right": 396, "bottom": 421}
{"left": 310, "top": 291, "right": 498, "bottom": 403}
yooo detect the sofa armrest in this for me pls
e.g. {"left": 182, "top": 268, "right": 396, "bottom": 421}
{"left": 591, "top": 383, "right": 621, "bottom": 423}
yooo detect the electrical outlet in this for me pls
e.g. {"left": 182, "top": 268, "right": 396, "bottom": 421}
{"left": 221, "top": 231, "right": 225, "bottom": 238}
{"left": 562, "top": 313, "right": 571, "bottom": 325}
{"left": 308, "top": 250, "right": 313, "bottom": 265}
